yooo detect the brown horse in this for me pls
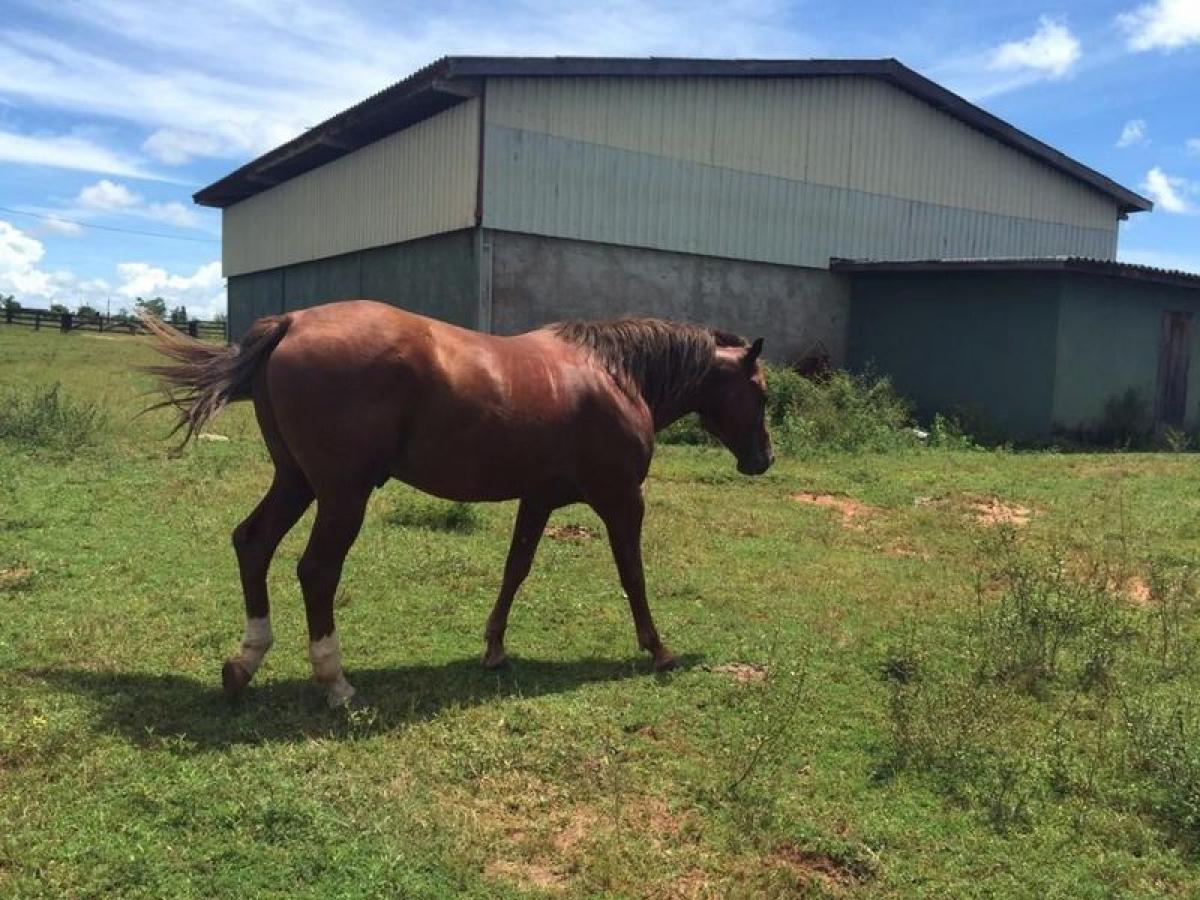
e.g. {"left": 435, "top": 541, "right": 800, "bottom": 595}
{"left": 145, "top": 300, "right": 772, "bottom": 707}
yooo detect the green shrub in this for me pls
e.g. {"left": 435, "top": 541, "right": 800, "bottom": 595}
{"left": 880, "top": 531, "right": 1200, "bottom": 834}
{"left": 768, "top": 368, "right": 916, "bottom": 454}
{"left": 1125, "top": 700, "right": 1200, "bottom": 838}
{"left": 660, "top": 365, "right": 923, "bottom": 455}
{"left": 0, "top": 383, "right": 107, "bottom": 453}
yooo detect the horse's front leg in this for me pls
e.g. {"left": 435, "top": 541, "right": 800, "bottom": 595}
{"left": 483, "top": 498, "right": 551, "bottom": 668}
{"left": 594, "top": 488, "right": 678, "bottom": 672}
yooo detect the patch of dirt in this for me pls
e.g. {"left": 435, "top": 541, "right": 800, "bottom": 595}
{"left": 484, "top": 859, "right": 566, "bottom": 892}
{"left": 0, "top": 565, "right": 33, "bottom": 592}
{"left": 790, "top": 492, "right": 874, "bottom": 529}
{"left": 915, "top": 493, "right": 1035, "bottom": 529}
{"left": 768, "top": 845, "right": 866, "bottom": 890}
{"left": 546, "top": 524, "right": 598, "bottom": 541}
{"left": 707, "top": 662, "right": 768, "bottom": 683}
{"left": 639, "top": 797, "right": 688, "bottom": 837}
{"left": 879, "top": 542, "right": 930, "bottom": 561}
{"left": 1118, "top": 574, "right": 1154, "bottom": 606}
{"left": 196, "top": 433, "right": 230, "bottom": 442}
{"left": 658, "top": 869, "right": 715, "bottom": 900}
{"left": 553, "top": 807, "right": 598, "bottom": 855}
{"left": 970, "top": 497, "right": 1032, "bottom": 527}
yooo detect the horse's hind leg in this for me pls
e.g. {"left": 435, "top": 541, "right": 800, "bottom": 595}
{"left": 223, "top": 467, "right": 314, "bottom": 696}
{"left": 483, "top": 498, "right": 551, "bottom": 669}
{"left": 297, "top": 488, "right": 371, "bottom": 708}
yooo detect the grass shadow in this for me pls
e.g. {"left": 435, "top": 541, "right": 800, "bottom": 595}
{"left": 29, "top": 653, "right": 701, "bottom": 753}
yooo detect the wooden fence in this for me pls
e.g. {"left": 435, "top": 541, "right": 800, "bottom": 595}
{"left": 2, "top": 307, "right": 227, "bottom": 341}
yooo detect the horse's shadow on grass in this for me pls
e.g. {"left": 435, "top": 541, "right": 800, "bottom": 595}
{"left": 31, "top": 654, "right": 699, "bottom": 753}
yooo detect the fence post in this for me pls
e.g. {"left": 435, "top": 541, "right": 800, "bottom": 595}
{"left": 4, "top": 306, "right": 11, "bottom": 324}
{"left": 60, "top": 312, "right": 72, "bottom": 333}
{"left": 188, "top": 320, "right": 198, "bottom": 338}
{"left": 34, "top": 312, "right": 41, "bottom": 330}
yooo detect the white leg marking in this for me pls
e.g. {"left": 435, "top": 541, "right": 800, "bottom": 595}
{"left": 234, "top": 616, "right": 273, "bottom": 676}
{"left": 309, "top": 632, "right": 356, "bottom": 708}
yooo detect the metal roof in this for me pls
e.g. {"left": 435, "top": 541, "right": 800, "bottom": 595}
{"left": 194, "top": 56, "right": 1153, "bottom": 214}
{"left": 830, "top": 257, "right": 1200, "bottom": 289}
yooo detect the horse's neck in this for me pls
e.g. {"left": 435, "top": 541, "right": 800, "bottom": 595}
{"left": 648, "top": 388, "right": 701, "bottom": 433}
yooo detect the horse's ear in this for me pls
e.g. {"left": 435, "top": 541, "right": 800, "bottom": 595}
{"left": 744, "top": 338, "right": 764, "bottom": 369}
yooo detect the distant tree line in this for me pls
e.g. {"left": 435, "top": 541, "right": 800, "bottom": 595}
{"left": 0, "top": 293, "right": 225, "bottom": 324}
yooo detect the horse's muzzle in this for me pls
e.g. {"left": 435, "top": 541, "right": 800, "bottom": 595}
{"left": 737, "top": 453, "right": 773, "bottom": 476}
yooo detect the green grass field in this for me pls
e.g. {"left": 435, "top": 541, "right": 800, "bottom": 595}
{"left": 3, "top": 325, "right": 1200, "bottom": 898}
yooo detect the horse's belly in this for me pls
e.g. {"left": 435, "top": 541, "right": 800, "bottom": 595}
{"left": 390, "top": 437, "right": 571, "bottom": 503}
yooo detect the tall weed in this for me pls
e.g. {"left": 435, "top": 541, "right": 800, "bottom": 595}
{"left": 0, "top": 383, "right": 107, "bottom": 453}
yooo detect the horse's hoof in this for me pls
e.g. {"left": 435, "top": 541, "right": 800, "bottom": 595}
{"left": 341, "top": 693, "right": 371, "bottom": 712}
{"left": 221, "top": 659, "right": 252, "bottom": 697}
{"left": 482, "top": 650, "right": 510, "bottom": 670}
{"left": 653, "top": 652, "right": 680, "bottom": 673}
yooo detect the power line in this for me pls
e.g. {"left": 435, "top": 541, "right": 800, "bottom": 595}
{"left": 0, "top": 205, "right": 220, "bottom": 244}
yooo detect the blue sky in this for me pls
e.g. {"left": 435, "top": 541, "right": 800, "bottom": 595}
{"left": 1, "top": 0, "right": 1198, "bottom": 318}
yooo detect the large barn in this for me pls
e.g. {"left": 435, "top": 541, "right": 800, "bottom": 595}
{"left": 197, "top": 57, "right": 1150, "bottom": 363}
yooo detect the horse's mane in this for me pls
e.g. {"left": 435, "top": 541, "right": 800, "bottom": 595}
{"left": 549, "top": 317, "right": 747, "bottom": 416}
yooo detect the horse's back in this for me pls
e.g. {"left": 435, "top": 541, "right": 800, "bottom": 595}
{"left": 253, "top": 299, "right": 640, "bottom": 499}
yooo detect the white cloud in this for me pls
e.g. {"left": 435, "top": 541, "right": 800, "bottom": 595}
{"left": 0, "top": 0, "right": 813, "bottom": 166}
{"left": 113, "top": 261, "right": 225, "bottom": 318}
{"left": 1117, "top": 119, "right": 1148, "bottom": 148}
{"left": 142, "top": 129, "right": 226, "bottom": 166}
{"left": 988, "top": 16, "right": 1081, "bottom": 79}
{"left": 39, "top": 217, "right": 85, "bottom": 237}
{"left": 77, "top": 178, "right": 140, "bottom": 211}
{"left": 0, "top": 129, "right": 173, "bottom": 181}
{"left": 1118, "top": 0, "right": 1200, "bottom": 51}
{"left": 0, "top": 220, "right": 46, "bottom": 274}
{"left": 0, "top": 218, "right": 224, "bottom": 315}
{"left": 0, "top": 220, "right": 74, "bottom": 300}
{"left": 71, "top": 179, "right": 202, "bottom": 229}
{"left": 1142, "top": 166, "right": 1196, "bottom": 213}
{"left": 143, "top": 202, "right": 201, "bottom": 229}
{"left": 935, "top": 15, "right": 1085, "bottom": 100}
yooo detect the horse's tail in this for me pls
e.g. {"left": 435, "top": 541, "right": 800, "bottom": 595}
{"left": 140, "top": 313, "right": 291, "bottom": 446}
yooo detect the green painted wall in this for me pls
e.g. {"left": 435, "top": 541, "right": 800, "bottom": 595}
{"left": 227, "top": 268, "right": 284, "bottom": 342}
{"left": 226, "top": 229, "right": 478, "bottom": 340}
{"left": 1052, "top": 274, "right": 1200, "bottom": 433}
{"left": 848, "top": 271, "right": 1063, "bottom": 438}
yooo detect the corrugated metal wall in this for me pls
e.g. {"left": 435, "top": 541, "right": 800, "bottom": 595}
{"left": 223, "top": 99, "right": 480, "bottom": 276}
{"left": 224, "top": 230, "right": 480, "bottom": 339}
{"left": 482, "top": 76, "right": 1119, "bottom": 265}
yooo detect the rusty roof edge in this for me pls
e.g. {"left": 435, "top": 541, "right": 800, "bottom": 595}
{"left": 830, "top": 256, "right": 1200, "bottom": 288}
{"left": 194, "top": 56, "right": 1152, "bottom": 213}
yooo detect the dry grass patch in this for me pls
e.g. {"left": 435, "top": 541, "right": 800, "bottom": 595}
{"left": 706, "top": 663, "right": 768, "bottom": 683}
{"left": 790, "top": 492, "right": 876, "bottom": 530}
{"left": 914, "top": 493, "right": 1034, "bottom": 528}
{"left": 766, "top": 844, "right": 869, "bottom": 893}
{"left": 484, "top": 858, "right": 566, "bottom": 893}
{"left": 448, "top": 769, "right": 709, "bottom": 896}
{"left": 879, "top": 541, "right": 931, "bottom": 561}
{"left": 546, "top": 524, "right": 599, "bottom": 542}
{"left": 971, "top": 497, "right": 1033, "bottom": 527}
{"left": 0, "top": 564, "right": 33, "bottom": 592}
